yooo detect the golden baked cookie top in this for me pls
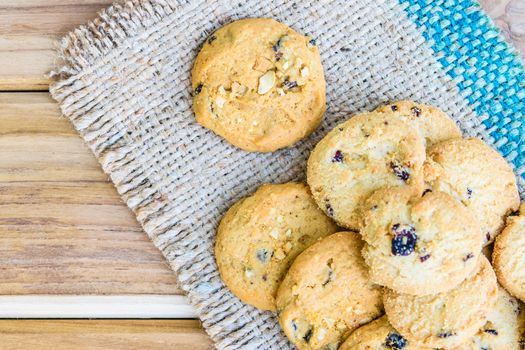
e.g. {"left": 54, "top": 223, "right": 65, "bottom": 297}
{"left": 192, "top": 18, "right": 326, "bottom": 152}
{"left": 493, "top": 204, "right": 525, "bottom": 303}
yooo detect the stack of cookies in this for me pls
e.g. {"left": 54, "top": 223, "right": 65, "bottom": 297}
{"left": 192, "top": 18, "right": 525, "bottom": 350}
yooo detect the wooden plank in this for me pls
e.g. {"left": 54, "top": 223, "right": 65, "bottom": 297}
{"left": 0, "top": 92, "right": 180, "bottom": 295}
{"left": 0, "top": 320, "right": 212, "bottom": 350}
{"left": 0, "top": 0, "right": 523, "bottom": 91}
{"left": 0, "top": 1, "right": 113, "bottom": 90}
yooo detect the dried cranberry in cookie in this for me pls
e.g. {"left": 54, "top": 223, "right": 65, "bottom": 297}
{"left": 360, "top": 187, "right": 483, "bottom": 296}
{"left": 307, "top": 111, "right": 426, "bottom": 230}
{"left": 340, "top": 316, "right": 419, "bottom": 350}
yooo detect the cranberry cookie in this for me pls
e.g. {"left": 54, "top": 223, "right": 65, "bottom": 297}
{"left": 192, "top": 18, "right": 325, "bottom": 152}
{"left": 384, "top": 256, "right": 498, "bottom": 349}
{"left": 493, "top": 204, "right": 525, "bottom": 303}
{"left": 307, "top": 111, "right": 426, "bottom": 230}
{"left": 360, "top": 187, "right": 483, "bottom": 295}
{"left": 424, "top": 137, "right": 519, "bottom": 245}
{"left": 276, "top": 232, "right": 383, "bottom": 350}
{"left": 215, "top": 182, "right": 338, "bottom": 311}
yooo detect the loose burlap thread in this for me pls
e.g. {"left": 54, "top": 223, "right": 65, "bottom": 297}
{"left": 50, "top": 0, "right": 524, "bottom": 349}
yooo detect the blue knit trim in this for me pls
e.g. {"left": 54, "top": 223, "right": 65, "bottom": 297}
{"left": 400, "top": 0, "right": 525, "bottom": 178}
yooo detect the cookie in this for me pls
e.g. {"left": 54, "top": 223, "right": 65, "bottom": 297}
{"left": 493, "top": 204, "right": 525, "bottom": 303}
{"left": 375, "top": 100, "right": 461, "bottom": 147}
{"left": 383, "top": 255, "right": 498, "bottom": 349}
{"left": 215, "top": 182, "right": 338, "bottom": 311}
{"left": 192, "top": 18, "right": 326, "bottom": 152}
{"left": 276, "top": 232, "right": 383, "bottom": 350}
{"left": 424, "top": 137, "right": 520, "bottom": 245}
{"left": 307, "top": 111, "right": 426, "bottom": 230}
{"left": 339, "top": 316, "right": 419, "bottom": 350}
{"left": 360, "top": 187, "right": 483, "bottom": 295}
{"left": 453, "top": 286, "right": 525, "bottom": 350}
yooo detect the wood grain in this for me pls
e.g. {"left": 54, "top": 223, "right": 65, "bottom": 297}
{"left": 0, "top": 0, "right": 523, "bottom": 91}
{"left": 0, "top": 93, "right": 179, "bottom": 295}
{"left": 0, "top": 320, "right": 212, "bottom": 350}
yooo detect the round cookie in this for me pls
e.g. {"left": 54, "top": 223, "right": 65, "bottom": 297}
{"left": 339, "top": 316, "right": 419, "bottom": 350}
{"left": 493, "top": 204, "right": 525, "bottom": 302}
{"left": 384, "top": 255, "right": 498, "bottom": 349}
{"left": 424, "top": 137, "right": 520, "bottom": 245}
{"left": 453, "top": 286, "right": 525, "bottom": 350}
{"left": 215, "top": 182, "right": 338, "bottom": 311}
{"left": 192, "top": 18, "right": 326, "bottom": 152}
{"left": 374, "top": 100, "right": 461, "bottom": 147}
{"left": 360, "top": 187, "right": 483, "bottom": 295}
{"left": 276, "top": 232, "right": 383, "bottom": 350}
{"left": 307, "top": 111, "right": 426, "bottom": 230}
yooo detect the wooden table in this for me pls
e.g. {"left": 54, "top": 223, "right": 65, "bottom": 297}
{"left": 0, "top": 0, "right": 522, "bottom": 348}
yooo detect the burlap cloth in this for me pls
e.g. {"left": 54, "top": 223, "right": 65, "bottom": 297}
{"left": 50, "top": 0, "right": 524, "bottom": 348}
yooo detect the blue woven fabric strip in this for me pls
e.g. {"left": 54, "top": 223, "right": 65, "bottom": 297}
{"left": 400, "top": 0, "right": 525, "bottom": 179}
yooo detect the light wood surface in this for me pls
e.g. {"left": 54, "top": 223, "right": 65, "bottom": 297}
{"left": 0, "top": 0, "right": 523, "bottom": 90}
{"left": 0, "top": 320, "right": 213, "bottom": 350}
{"left": 0, "top": 92, "right": 179, "bottom": 295}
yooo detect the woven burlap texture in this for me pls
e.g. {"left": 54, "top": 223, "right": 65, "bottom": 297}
{"left": 50, "top": 0, "right": 524, "bottom": 349}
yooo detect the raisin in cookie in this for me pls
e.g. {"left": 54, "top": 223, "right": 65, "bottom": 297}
{"left": 375, "top": 100, "right": 461, "bottom": 147}
{"left": 384, "top": 256, "right": 498, "bottom": 349}
{"left": 307, "top": 112, "right": 426, "bottom": 230}
{"left": 360, "top": 187, "right": 483, "bottom": 296}
{"left": 215, "top": 182, "right": 338, "bottom": 311}
{"left": 276, "top": 232, "right": 383, "bottom": 350}
{"left": 192, "top": 18, "right": 325, "bottom": 152}
{"left": 493, "top": 204, "right": 525, "bottom": 303}
{"left": 339, "top": 316, "right": 419, "bottom": 350}
{"left": 424, "top": 137, "right": 519, "bottom": 245}
{"left": 453, "top": 286, "right": 525, "bottom": 350}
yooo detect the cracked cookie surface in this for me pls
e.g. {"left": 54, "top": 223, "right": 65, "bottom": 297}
{"left": 276, "top": 232, "right": 383, "bottom": 350}
{"left": 192, "top": 18, "right": 326, "bottom": 152}
{"left": 307, "top": 111, "right": 426, "bottom": 230}
{"left": 215, "top": 182, "right": 338, "bottom": 311}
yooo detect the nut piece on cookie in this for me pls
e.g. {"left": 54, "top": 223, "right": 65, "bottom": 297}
{"left": 192, "top": 18, "right": 326, "bottom": 152}
{"left": 214, "top": 182, "right": 338, "bottom": 311}
{"left": 339, "top": 315, "right": 419, "bottom": 350}
{"left": 452, "top": 285, "right": 525, "bottom": 350}
{"left": 307, "top": 111, "right": 426, "bottom": 230}
{"left": 493, "top": 204, "right": 525, "bottom": 303}
{"left": 384, "top": 256, "right": 498, "bottom": 349}
{"left": 375, "top": 100, "right": 461, "bottom": 147}
{"left": 424, "top": 137, "right": 519, "bottom": 245}
{"left": 276, "top": 232, "right": 383, "bottom": 350}
{"left": 360, "top": 187, "right": 483, "bottom": 296}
